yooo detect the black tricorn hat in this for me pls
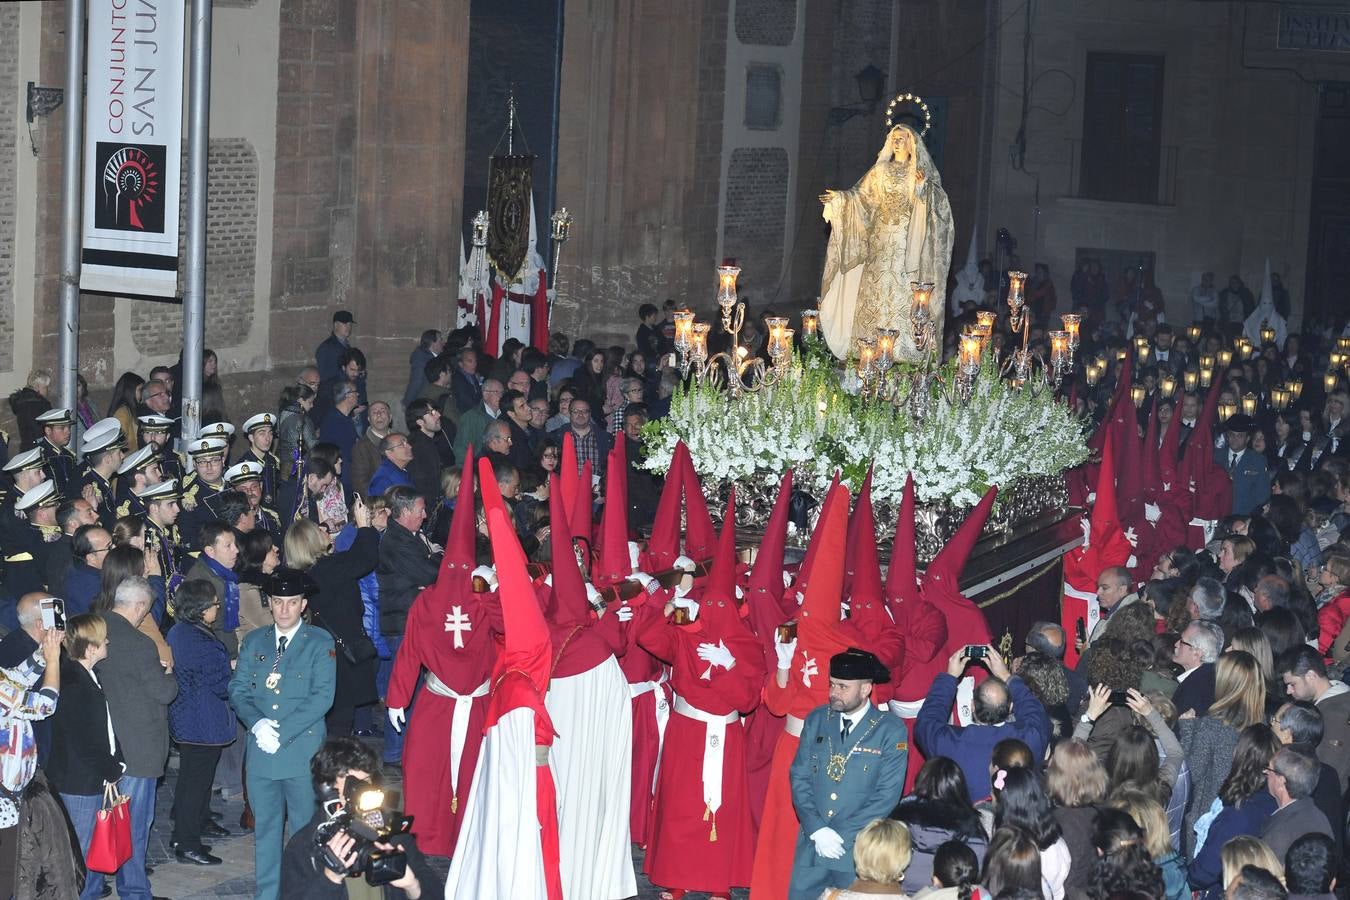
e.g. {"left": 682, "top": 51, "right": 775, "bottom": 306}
{"left": 830, "top": 647, "right": 890, "bottom": 683}
{"left": 262, "top": 567, "right": 319, "bottom": 599}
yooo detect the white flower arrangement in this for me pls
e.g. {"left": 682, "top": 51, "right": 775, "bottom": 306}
{"left": 642, "top": 355, "right": 1088, "bottom": 510}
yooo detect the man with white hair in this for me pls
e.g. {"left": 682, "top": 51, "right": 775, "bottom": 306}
{"left": 97, "top": 576, "right": 179, "bottom": 900}
{"left": 1171, "top": 620, "right": 1223, "bottom": 716}
{"left": 1186, "top": 576, "right": 1226, "bottom": 622}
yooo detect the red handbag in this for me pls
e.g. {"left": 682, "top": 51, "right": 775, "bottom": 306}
{"left": 85, "top": 781, "right": 132, "bottom": 874}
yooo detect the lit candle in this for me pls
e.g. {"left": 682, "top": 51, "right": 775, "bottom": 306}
{"left": 958, "top": 333, "right": 982, "bottom": 374}
{"left": 877, "top": 329, "right": 897, "bottom": 366}
{"left": 1199, "top": 354, "right": 1215, "bottom": 372}
{"left": 1216, "top": 349, "right": 1232, "bottom": 369}
{"left": 1326, "top": 372, "right": 1340, "bottom": 394}
{"left": 1160, "top": 375, "right": 1177, "bottom": 398}
{"left": 1049, "top": 330, "right": 1069, "bottom": 357}
{"left": 1183, "top": 369, "right": 1199, "bottom": 392}
{"left": 1131, "top": 385, "right": 1146, "bottom": 407}
{"left": 1288, "top": 379, "right": 1303, "bottom": 399}
{"left": 1260, "top": 327, "right": 1275, "bottom": 345}
{"left": 1271, "top": 388, "right": 1290, "bottom": 410}
{"left": 1241, "top": 393, "right": 1258, "bottom": 416}
{"left": 1060, "top": 314, "right": 1081, "bottom": 349}
{"left": 1137, "top": 344, "right": 1152, "bottom": 365}
{"left": 976, "top": 310, "right": 997, "bottom": 332}
{"left": 716, "top": 264, "right": 741, "bottom": 309}
{"left": 1218, "top": 401, "right": 1237, "bottom": 422}
{"left": 1199, "top": 369, "right": 1213, "bottom": 388}
{"left": 1116, "top": 348, "right": 1129, "bottom": 364}
{"left": 673, "top": 309, "right": 695, "bottom": 352}
{"left": 1186, "top": 325, "right": 1202, "bottom": 342}
{"left": 1338, "top": 336, "right": 1350, "bottom": 353}
{"left": 857, "top": 338, "right": 877, "bottom": 378}
{"left": 800, "top": 309, "right": 819, "bottom": 339}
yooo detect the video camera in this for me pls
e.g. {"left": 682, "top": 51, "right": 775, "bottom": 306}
{"left": 314, "top": 777, "right": 414, "bottom": 886}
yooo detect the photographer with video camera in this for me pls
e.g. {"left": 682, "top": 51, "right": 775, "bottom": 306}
{"left": 281, "top": 736, "right": 434, "bottom": 898}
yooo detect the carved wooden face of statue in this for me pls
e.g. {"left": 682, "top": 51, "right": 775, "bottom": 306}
{"left": 887, "top": 126, "right": 915, "bottom": 163}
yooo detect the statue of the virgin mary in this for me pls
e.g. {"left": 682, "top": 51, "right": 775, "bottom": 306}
{"left": 818, "top": 122, "right": 955, "bottom": 361}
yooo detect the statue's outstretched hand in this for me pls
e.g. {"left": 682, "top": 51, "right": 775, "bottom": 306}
{"left": 818, "top": 190, "right": 835, "bottom": 205}
{"left": 915, "top": 168, "right": 926, "bottom": 184}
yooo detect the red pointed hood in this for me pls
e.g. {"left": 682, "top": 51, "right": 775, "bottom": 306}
{"left": 569, "top": 459, "right": 593, "bottom": 549}
{"left": 698, "top": 491, "right": 745, "bottom": 634}
{"left": 1115, "top": 405, "right": 1145, "bottom": 523}
{"left": 642, "top": 442, "right": 686, "bottom": 571}
{"left": 794, "top": 471, "right": 842, "bottom": 599}
{"left": 559, "top": 431, "right": 579, "bottom": 520}
{"left": 798, "top": 478, "right": 850, "bottom": 643}
{"left": 746, "top": 469, "right": 793, "bottom": 604}
{"left": 922, "top": 486, "right": 998, "bottom": 598}
{"left": 594, "top": 437, "right": 630, "bottom": 587}
{"left": 884, "top": 473, "right": 920, "bottom": 607}
{"left": 480, "top": 458, "right": 551, "bottom": 695}
{"left": 845, "top": 468, "right": 885, "bottom": 606}
{"left": 548, "top": 473, "right": 593, "bottom": 627}
{"left": 680, "top": 450, "right": 717, "bottom": 561}
{"left": 1158, "top": 394, "right": 1184, "bottom": 492}
{"left": 1141, "top": 400, "right": 1163, "bottom": 497}
{"left": 1088, "top": 352, "right": 1134, "bottom": 454}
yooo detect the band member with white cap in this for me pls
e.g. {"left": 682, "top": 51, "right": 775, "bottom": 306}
{"left": 787, "top": 647, "right": 906, "bottom": 900}
{"left": 1, "top": 481, "right": 64, "bottom": 627}
{"left": 1, "top": 448, "right": 49, "bottom": 545}
{"left": 78, "top": 419, "right": 125, "bottom": 528}
{"left": 179, "top": 436, "right": 229, "bottom": 550}
{"left": 115, "top": 444, "right": 163, "bottom": 519}
{"left": 34, "top": 407, "right": 77, "bottom": 498}
{"left": 239, "top": 413, "right": 282, "bottom": 508}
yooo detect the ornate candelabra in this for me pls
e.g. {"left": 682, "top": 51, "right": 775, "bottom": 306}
{"left": 998, "top": 269, "right": 1076, "bottom": 392}
{"left": 673, "top": 265, "right": 787, "bottom": 396}
{"left": 910, "top": 282, "right": 936, "bottom": 354}
{"left": 547, "top": 208, "right": 573, "bottom": 330}
{"left": 470, "top": 210, "right": 489, "bottom": 325}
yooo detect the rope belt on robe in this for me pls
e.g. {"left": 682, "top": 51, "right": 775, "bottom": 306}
{"left": 424, "top": 673, "right": 491, "bottom": 814}
{"left": 672, "top": 695, "right": 740, "bottom": 841}
{"left": 630, "top": 671, "right": 672, "bottom": 791}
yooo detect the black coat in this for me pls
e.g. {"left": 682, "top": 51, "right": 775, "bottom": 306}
{"left": 406, "top": 429, "right": 444, "bottom": 507}
{"left": 376, "top": 522, "right": 442, "bottom": 635}
{"left": 281, "top": 812, "right": 437, "bottom": 898}
{"left": 1172, "top": 662, "right": 1216, "bottom": 717}
{"left": 307, "top": 527, "right": 381, "bottom": 708}
{"left": 47, "top": 657, "right": 125, "bottom": 796}
{"left": 889, "top": 797, "right": 989, "bottom": 894}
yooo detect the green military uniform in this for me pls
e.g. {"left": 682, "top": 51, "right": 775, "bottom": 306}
{"left": 788, "top": 650, "right": 908, "bottom": 900}
{"left": 229, "top": 613, "right": 335, "bottom": 900}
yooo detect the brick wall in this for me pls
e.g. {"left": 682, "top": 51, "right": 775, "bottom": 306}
{"left": 736, "top": 0, "right": 797, "bottom": 47}
{"left": 0, "top": 3, "right": 18, "bottom": 374}
{"left": 128, "top": 138, "right": 259, "bottom": 356}
{"left": 724, "top": 147, "right": 789, "bottom": 287}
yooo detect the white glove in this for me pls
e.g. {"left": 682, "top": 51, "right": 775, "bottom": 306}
{"left": 671, "top": 596, "right": 700, "bottom": 622}
{"left": 471, "top": 565, "right": 498, "bottom": 589}
{"left": 388, "top": 707, "right": 406, "bottom": 733}
{"left": 734, "top": 585, "right": 744, "bottom": 600}
{"left": 774, "top": 635, "right": 797, "bottom": 670}
{"left": 673, "top": 555, "right": 696, "bottom": 573}
{"left": 251, "top": 718, "right": 280, "bottom": 754}
{"left": 782, "top": 571, "right": 794, "bottom": 589}
{"left": 628, "top": 541, "right": 642, "bottom": 570}
{"left": 615, "top": 605, "right": 634, "bottom": 623}
{"left": 810, "top": 827, "right": 846, "bottom": 860}
{"left": 696, "top": 640, "right": 735, "bottom": 670}
{"left": 585, "top": 583, "right": 604, "bottom": 609}
{"left": 627, "top": 571, "right": 657, "bottom": 593}
{"left": 1144, "top": 502, "right": 1162, "bottom": 524}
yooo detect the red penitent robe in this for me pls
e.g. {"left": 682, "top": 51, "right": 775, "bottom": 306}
{"left": 886, "top": 595, "right": 948, "bottom": 792}
{"left": 386, "top": 585, "right": 502, "bottom": 857}
{"left": 639, "top": 610, "right": 765, "bottom": 894}
{"left": 619, "top": 595, "right": 671, "bottom": 846}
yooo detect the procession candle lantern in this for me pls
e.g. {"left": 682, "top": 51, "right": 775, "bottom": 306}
{"left": 1160, "top": 375, "right": 1178, "bottom": 398}
{"left": 857, "top": 339, "right": 877, "bottom": 379}
{"left": 1240, "top": 338, "right": 1255, "bottom": 358}
{"left": 765, "top": 317, "right": 789, "bottom": 355}
{"left": 800, "top": 309, "right": 820, "bottom": 339}
{"left": 1217, "top": 349, "right": 1233, "bottom": 369}
{"left": 1184, "top": 369, "right": 1199, "bottom": 392}
{"left": 1332, "top": 352, "right": 1345, "bottom": 370}
{"left": 780, "top": 328, "right": 795, "bottom": 361}
{"left": 1233, "top": 335, "right": 1246, "bottom": 351}
{"left": 1271, "top": 387, "right": 1291, "bottom": 410}
{"left": 1085, "top": 363, "right": 1103, "bottom": 386}
{"left": 1199, "top": 354, "right": 1216, "bottom": 373}
{"left": 877, "top": 329, "right": 898, "bottom": 368}
{"left": 1061, "top": 314, "right": 1081, "bottom": 351}
{"left": 1116, "top": 348, "right": 1129, "bottom": 364}
{"left": 975, "top": 310, "right": 997, "bottom": 337}
{"left": 1137, "top": 344, "right": 1153, "bottom": 365}
{"left": 691, "top": 323, "right": 710, "bottom": 365}
{"left": 1199, "top": 368, "right": 1213, "bottom": 388}
{"left": 1049, "top": 330, "right": 1070, "bottom": 363}
{"left": 1131, "top": 385, "right": 1146, "bottom": 407}
{"left": 1134, "top": 335, "right": 1150, "bottom": 353}
{"left": 716, "top": 265, "right": 741, "bottom": 310}
{"left": 1288, "top": 379, "right": 1303, "bottom": 400}
{"left": 1338, "top": 336, "right": 1350, "bottom": 354}
{"left": 1218, "top": 401, "right": 1237, "bottom": 422}
{"left": 1326, "top": 372, "right": 1340, "bottom": 394}
{"left": 673, "top": 309, "right": 695, "bottom": 353}
{"left": 1241, "top": 393, "right": 1259, "bottom": 417}
{"left": 958, "top": 333, "right": 983, "bottom": 376}
{"left": 1261, "top": 326, "right": 1276, "bottom": 345}
{"left": 1187, "top": 325, "right": 1202, "bottom": 343}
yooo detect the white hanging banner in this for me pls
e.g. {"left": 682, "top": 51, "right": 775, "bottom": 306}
{"left": 80, "top": 0, "right": 185, "bottom": 297}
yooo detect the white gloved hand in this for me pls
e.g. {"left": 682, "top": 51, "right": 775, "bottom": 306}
{"left": 734, "top": 585, "right": 744, "bottom": 600}
{"left": 585, "top": 583, "right": 604, "bottom": 609}
{"left": 782, "top": 571, "right": 794, "bottom": 589}
{"left": 252, "top": 718, "right": 280, "bottom": 754}
{"left": 628, "top": 541, "right": 642, "bottom": 570}
{"left": 615, "top": 605, "right": 634, "bottom": 623}
{"left": 671, "top": 596, "right": 700, "bottom": 622}
{"left": 774, "top": 635, "right": 798, "bottom": 670}
{"left": 1144, "top": 502, "right": 1162, "bottom": 524}
{"left": 388, "top": 707, "right": 406, "bottom": 733}
{"left": 810, "top": 827, "right": 846, "bottom": 860}
{"left": 627, "top": 571, "right": 657, "bottom": 593}
{"left": 673, "top": 555, "right": 696, "bottom": 573}
{"left": 471, "top": 565, "right": 498, "bottom": 590}
{"left": 696, "top": 640, "right": 735, "bottom": 670}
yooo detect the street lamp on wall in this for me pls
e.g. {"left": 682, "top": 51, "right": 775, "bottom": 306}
{"left": 828, "top": 64, "right": 886, "bottom": 126}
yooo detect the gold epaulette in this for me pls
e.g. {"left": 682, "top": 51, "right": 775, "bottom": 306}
{"left": 3, "top": 553, "right": 33, "bottom": 563}
{"left": 117, "top": 500, "right": 132, "bottom": 518}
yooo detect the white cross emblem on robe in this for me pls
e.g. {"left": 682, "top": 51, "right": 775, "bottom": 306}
{"left": 800, "top": 656, "right": 818, "bottom": 688}
{"left": 445, "top": 606, "right": 472, "bottom": 649}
